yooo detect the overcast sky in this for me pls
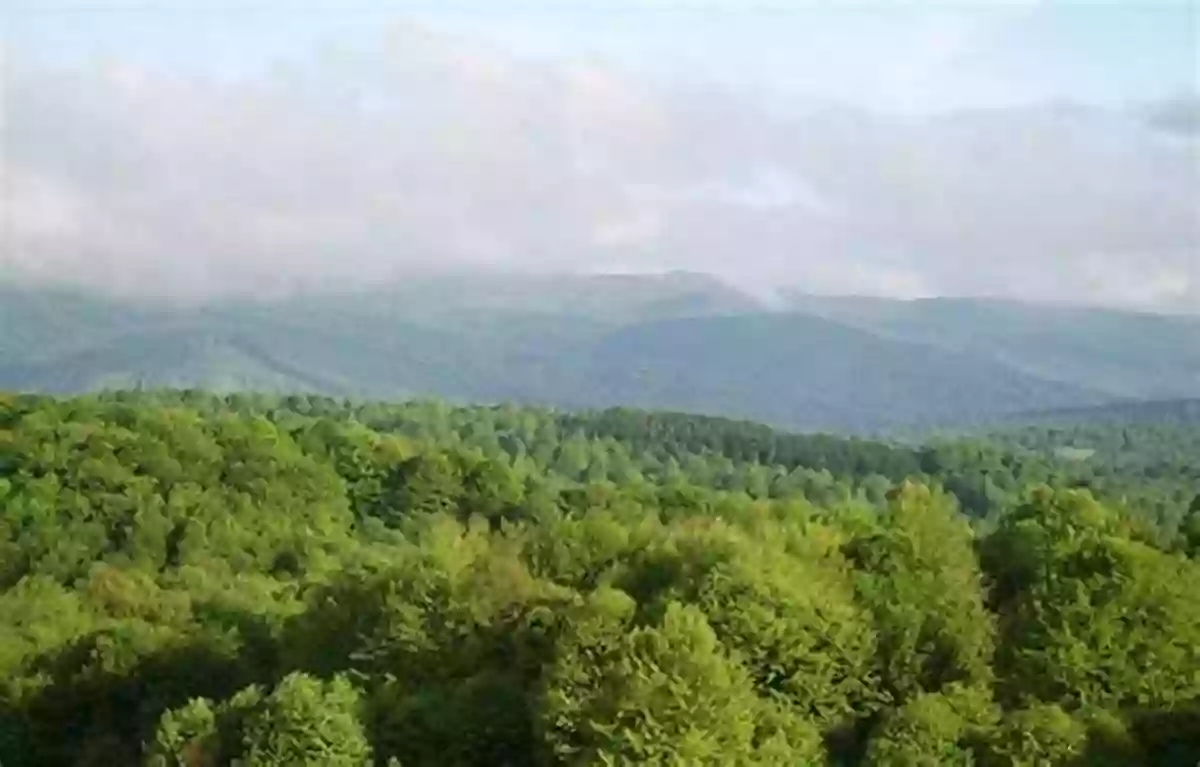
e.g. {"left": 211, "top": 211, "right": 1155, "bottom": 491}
{"left": 1, "top": 0, "right": 1198, "bottom": 309}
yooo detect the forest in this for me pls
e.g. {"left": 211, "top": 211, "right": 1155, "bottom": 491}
{"left": 1, "top": 389, "right": 1199, "bottom": 765}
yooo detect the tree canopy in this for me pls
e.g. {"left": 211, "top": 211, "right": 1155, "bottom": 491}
{"left": 1, "top": 390, "right": 1197, "bottom": 765}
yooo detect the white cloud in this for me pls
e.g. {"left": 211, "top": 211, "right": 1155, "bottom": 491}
{"left": 1078, "top": 252, "right": 1200, "bottom": 311}
{"left": 0, "top": 26, "right": 1196, "bottom": 310}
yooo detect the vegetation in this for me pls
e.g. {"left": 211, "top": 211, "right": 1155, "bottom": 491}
{"left": 2, "top": 390, "right": 1198, "bottom": 765}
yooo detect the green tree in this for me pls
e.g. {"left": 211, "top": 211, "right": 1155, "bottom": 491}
{"left": 540, "top": 593, "right": 824, "bottom": 765}
{"left": 846, "top": 483, "right": 995, "bottom": 704}
{"left": 863, "top": 684, "right": 998, "bottom": 766}
{"left": 239, "top": 674, "right": 372, "bottom": 767}
{"left": 979, "top": 704, "right": 1088, "bottom": 766}
{"left": 147, "top": 674, "right": 371, "bottom": 767}
{"left": 984, "top": 487, "right": 1200, "bottom": 710}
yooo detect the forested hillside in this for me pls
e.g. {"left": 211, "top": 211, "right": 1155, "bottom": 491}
{"left": 4, "top": 276, "right": 1198, "bottom": 432}
{"left": 2, "top": 391, "right": 1198, "bottom": 765}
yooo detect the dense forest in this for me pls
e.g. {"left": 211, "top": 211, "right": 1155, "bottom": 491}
{"left": 2, "top": 390, "right": 1199, "bottom": 765}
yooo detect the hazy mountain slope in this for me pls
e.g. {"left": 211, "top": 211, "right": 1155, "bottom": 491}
{"left": 8, "top": 277, "right": 1194, "bottom": 432}
{"left": 415, "top": 271, "right": 768, "bottom": 321}
{"left": 1006, "top": 397, "right": 1200, "bottom": 426}
{"left": 0, "top": 326, "right": 343, "bottom": 395}
{"left": 0, "top": 286, "right": 162, "bottom": 361}
{"left": 259, "top": 271, "right": 770, "bottom": 328}
{"left": 786, "top": 294, "right": 1200, "bottom": 399}
{"left": 0, "top": 305, "right": 608, "bottom": 404}
{"left": 537, "top": 313, "right": 1110, "bottom": 432}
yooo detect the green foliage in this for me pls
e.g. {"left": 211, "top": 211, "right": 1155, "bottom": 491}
{"left": 147, "top": 674, "right": 372, "bottom": 767}
{"left": 847, "top": 483, "right": 995, "bottom": 704}
{"left": 239, "top": 674, "right": 372, "bottom": 766}
{"left": 623, "top": 517, "right": 879, "bottom": 725}
{"left": 145, "top": 697, "right": 222, "bottom": 767}
{"left": 862, "top": 684, "right": 998, "bottom": 766}
{"left": 984, "top": 488, "right": 1200, "bottom": 710}
{"left": 541, "top": 597, "right": 824, "bottom": 765}
{"left": 980, "top": 704, "right": 1089, "bottom": 766}
{"left": 1, "top": 391, "right": 1199, "bottom": 765}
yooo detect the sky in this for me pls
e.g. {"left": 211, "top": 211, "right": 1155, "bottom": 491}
{"left": 4, "top": 1, "right": 1197, "bottom": 110}
{"left": 1, "top": 0, "right": 1198, "bottom": 309}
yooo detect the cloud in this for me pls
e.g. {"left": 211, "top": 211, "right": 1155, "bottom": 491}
{"left": 1142, "top": 95, "right": 1200, "bottom": 136}
{"left": 0, "top": 25, "right": 1197, "bottom": 311}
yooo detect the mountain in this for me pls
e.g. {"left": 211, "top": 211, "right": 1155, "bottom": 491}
{"left": 530, "top": 313, "right": 1104, "bottom": 433}
{"left": 785, "top": 293, "right": 1200, "bottom": 400}
{"left": 1001, "top": 397, "right": 1200, "bottom": 427}
{"left": 3, "top": 274, "right": 1198, "bottom": 433}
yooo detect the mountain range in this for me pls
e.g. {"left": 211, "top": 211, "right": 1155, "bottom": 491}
{"left": 3, "top": 272, "right": 1197, "bottom": 433}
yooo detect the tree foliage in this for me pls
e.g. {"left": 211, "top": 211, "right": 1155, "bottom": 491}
{"left": 1, "top": 391, "right": 1198, "bottom": 765}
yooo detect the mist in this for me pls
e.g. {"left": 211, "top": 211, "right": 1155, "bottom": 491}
{"left": 1, "top": 14, "right": 1197, "bottom": 311}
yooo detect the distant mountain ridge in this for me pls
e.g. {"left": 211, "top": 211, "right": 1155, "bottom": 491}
{"left": 1001, "top": 397, "right": 1200, "bottom": 426}
{"left": 3, "top": 273, "right": 1197, "bottom": 433}
{"left": 784, "top": 292, "right": 1200, "bottom": 400}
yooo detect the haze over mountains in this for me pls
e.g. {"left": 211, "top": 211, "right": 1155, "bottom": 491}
{"left": 3, "top": 9, "right": 1197, "bottom": 430}
{"left": 4, "top": 273, "right": 1197, "bottom": 433}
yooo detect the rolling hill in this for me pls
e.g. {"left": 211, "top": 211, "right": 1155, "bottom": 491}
{"left": 997, "top": 397, "right": 1200, "bottom": 427}
{"left": 2, "top": 274, "right": 1197, "bottom": 432}
{"left": 784, "top": 293, "right": 1200, "bottom": 400}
